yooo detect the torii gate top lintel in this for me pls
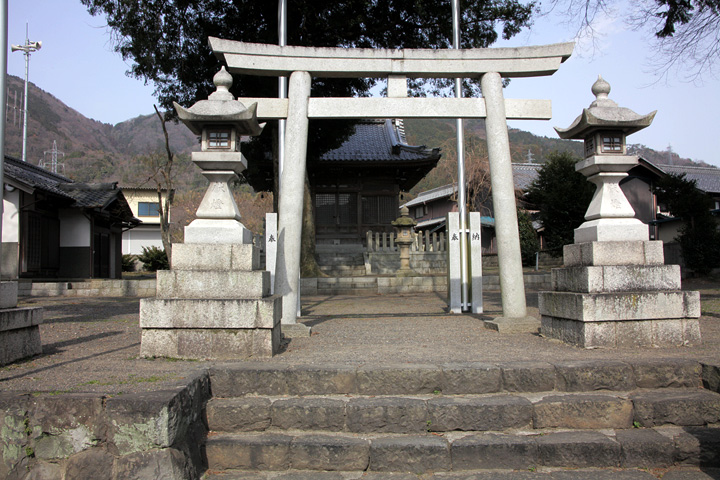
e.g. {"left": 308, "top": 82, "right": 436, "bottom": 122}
{"left": 209, "top": 37, "right": 574, "bottom": 79}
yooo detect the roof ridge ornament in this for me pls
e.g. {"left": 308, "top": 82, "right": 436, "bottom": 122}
{"left": 208, "top": 66, "right": 235, "bottom": 101}
{"left": 589, "top": 75, "right": 617, "bottom": 108}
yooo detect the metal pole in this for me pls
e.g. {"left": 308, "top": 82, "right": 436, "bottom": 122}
{"left": 20, "top": 26, "right": 29, "bottom": 162}
{"left": 277, "top": 0, "right": 300, "bottom": 317}
{"left": 11, "top": 24, "right": 41, "bottom": 163}
{"left": 452, "top": 0, "right": 469, "bottom": 311}
{"left": 278, "top": 0, "right": 287, "bottom": 193}
{"left": 0, "top": 0, "right": 8, "bottom": 271}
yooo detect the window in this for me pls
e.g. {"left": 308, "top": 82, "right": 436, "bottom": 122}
{"left": 138, "top": 202, "right": 160, "bottom": 217}
{"left": 602, "top": 135, "right": 622, "bottom": 153}
{"left": 584, "top": 136, "right": 596, "bottom": 157}
{"left": 208, "top": 129, "right": 231, "bottom": 149}
{"left": 362, "top": 195, "right": 396, "bottom": 225}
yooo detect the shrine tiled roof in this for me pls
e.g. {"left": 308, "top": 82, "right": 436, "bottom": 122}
{"left": 320, "top": 119, "right": 440, "bottom": 163}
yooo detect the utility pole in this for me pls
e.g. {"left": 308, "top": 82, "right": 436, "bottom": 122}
{"left": 11, "top": 23, "right": 41, "bottom": 162}
{"left": 1, "top": 0, "right": 8, "bottom": 266}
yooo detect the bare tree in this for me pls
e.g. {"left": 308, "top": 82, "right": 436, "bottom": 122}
{"left": 142, "top": 105, "right": 176, "bottom": 264}
{"left": 546, "top": 0, "right": 720, "bottom": 81}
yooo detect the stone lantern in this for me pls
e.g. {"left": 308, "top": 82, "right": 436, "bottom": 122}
{"left": 139, "top": 67, "right": 281, "bottom": 360}
{"left": 392, "top": 206, "right": 417, "bottom": 274}
{"left": 555, "top": 75, "right": 656, "bottom": 243}
{"left": 538, "top": 76, "right": 700, "bottom": 348}
{"left": 174, "top": 66, "right": 264, "bottom": 244}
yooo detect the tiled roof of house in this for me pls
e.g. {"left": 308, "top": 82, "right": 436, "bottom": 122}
{"left": 654, "top": 164, "right": 720, "bottom": 194}
{"left": 404, "top": 184, "right": 457, "bottom": 207}
{"left": 320, "top": 119, "right": 441, "bottom": 163}
{"left": 510, "top": 160, "right": 720, "bottom": 195}
{"left": 405, "top": 163, "right": 544, "bottom": 209}
{"left": 57, "top": 182, "right": 124, "bottom": 210}
{"left": 3, "top": 155, "right": 138, "bottom": 223}
{"left": 4, "top": 155, "right": 76, "bottom": 200}
{"left": 512, "top": 163, "right": 543, "bottom": 191}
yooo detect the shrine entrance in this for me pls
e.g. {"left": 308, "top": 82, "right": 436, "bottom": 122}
{"left": 207, "top": 37, "right": 574, "bottom": 326}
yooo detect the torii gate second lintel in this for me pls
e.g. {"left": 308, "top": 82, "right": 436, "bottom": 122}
{"left": 207, "top": 38, "right": 574, "bottom": 327}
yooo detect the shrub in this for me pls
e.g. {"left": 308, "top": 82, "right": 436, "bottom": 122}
{"left": 122, "top": 254, "right": 137, "bottom": 272}
{"left": 517, "top": 208, "right": 539, "bottom": 267}
{"left": 138, "top": 246, "right": 169, "bottom": 271}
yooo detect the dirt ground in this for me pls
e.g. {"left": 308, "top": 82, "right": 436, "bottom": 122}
{"left": 1, "top": 278, "right": 719, "bottom": 396}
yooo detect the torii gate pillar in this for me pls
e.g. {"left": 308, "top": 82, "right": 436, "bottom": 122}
{"left": 275, "top": 71, "right": 311, "bottom": 325}
{"left": 481, "top": 72, "right": 536, "bottom": 332}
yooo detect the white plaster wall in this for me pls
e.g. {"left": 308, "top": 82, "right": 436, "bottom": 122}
{"left": 122, "top": 226, "right": 163, "bottom": 255}
{"left": 2, "top": 189, "right": 20, "bottom": 243}
{"left": 122, "top": 188, "right": 168, "bottom": 224}
{"left": 59, "top": 210, "right": 91, "bottom": 247}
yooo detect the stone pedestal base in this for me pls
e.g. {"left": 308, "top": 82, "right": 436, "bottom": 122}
{"left": 184, "top": 219, "right": 253, "bottom": 244}
{"left": 140, "top": 243, "right": 281, "bottom": 359}
{"left": 539, "top": 241, "right": 701, "bottom": 348}
{"left": 541, "top": 316, "right": 701, "bottom": 348}
{"left": 0, "top": 305, "right": 43, "bottom": 365}
{"left": 0, "top": 281, "right": 18, "bottom": 309}
{"left": 484, "top": 316, "right": 539, "bottom": 334}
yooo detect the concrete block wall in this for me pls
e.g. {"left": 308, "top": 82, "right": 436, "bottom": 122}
{"left": 17, "top": 279, "right": 157, "bottom": 298}
{"left": 302, "top": 273, "right": 551, "bottom": 296}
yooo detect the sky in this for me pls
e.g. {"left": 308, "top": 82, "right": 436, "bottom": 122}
{"left": 6, "top": 0, "right": 720, "bottom": 166}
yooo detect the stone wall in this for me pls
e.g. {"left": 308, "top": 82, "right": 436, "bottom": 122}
{"left": 365, "top": 251, "right": 563, "bottom": 276}
{"left": 301, "top": 273, "right": 551, "bottom": 296}
{"left": 18, "top": 279, "right": 156, "bottom": 298}
{"left": 0, "top": 372, "right": 209, "bottom": 480}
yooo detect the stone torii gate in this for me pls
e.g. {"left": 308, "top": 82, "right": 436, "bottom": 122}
{"left": 209, "top": 38, "right": 574, "bottom": 328}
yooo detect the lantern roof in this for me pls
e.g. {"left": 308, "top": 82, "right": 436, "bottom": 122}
{"left": 554, "top": 75, "right": 656, "bottom": 140}
{"left": 174, "top": 66, "right": 264, "bottom": 136}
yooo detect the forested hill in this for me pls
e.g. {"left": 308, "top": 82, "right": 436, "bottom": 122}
{"left": 3, "top": 74, "right": 711, "bottom": 197}
{"left": 3, "top": 74, "right": 198, "bottom": 185}
{"left": 402, "top": 118, "right": 713, "bottom": 195}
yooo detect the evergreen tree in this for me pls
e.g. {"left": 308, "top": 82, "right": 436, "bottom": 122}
{"left": 524, "top": 151, "right": 593, "bottom": 254}
{"left": 517, "top": 208, "right": 539, "bottom": 267}
{"left": 653, "top": 173, "right": 720, "bottom": 275}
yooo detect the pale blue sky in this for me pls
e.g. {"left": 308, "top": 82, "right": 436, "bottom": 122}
{"left": 7, "top": 0, "right": 720, "bottom": 166}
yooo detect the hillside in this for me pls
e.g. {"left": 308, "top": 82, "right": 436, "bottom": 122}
{"left": 4, "top": 73, "right": 712, "bottom": 199}
{"left": 3, "top": 75, "right": 198, "bottom": 185}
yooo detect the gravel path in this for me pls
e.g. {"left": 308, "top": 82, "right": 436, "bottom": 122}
{"left": 1, "top": 279, "right": 719, "bottom": 396}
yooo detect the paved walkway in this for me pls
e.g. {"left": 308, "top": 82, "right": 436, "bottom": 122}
{"left": 2, "top": 279, "right": 719, "bottom": 396}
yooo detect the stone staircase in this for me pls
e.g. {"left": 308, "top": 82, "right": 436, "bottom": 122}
{"left": 202, "top": 359, "right": 720, "bottom": 478}
{"left": 317, "top": 252, "right": 367, "bottom": 277}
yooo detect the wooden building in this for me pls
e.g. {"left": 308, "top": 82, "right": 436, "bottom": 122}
{"left": 312, "top": 119, "right": 440, "bottom": 247}
{"left": 245, "top": 119, "right": 440, "bottom": 248}
{"left": 2, "top": 156, "right": 138, "bottom": 279}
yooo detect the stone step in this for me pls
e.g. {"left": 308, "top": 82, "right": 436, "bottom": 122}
{"left": 206, "top": 389, "right": 720, "bottom": 434}
{"left": 204, "top": 426, "right": 720, "bottom": 474}
{"left": 208, "top": 359, "right": 703, "bottom": 398}
{"left": 316, "top": 253, "right": 365, "bottom": 267}
{"left": 203, "top": 467, "right": 720, "bottom": 479}
{"left": 319, "top": 265, "right": 367, "bottom": 276}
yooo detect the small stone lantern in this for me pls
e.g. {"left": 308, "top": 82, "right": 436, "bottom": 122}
{"left": 392, "top": 206, "right": 417, "bottom": 274}
{"left": 555, "top": 76, "right": 656, "bottom": 243}
{"left": 174, "top": 66, "right": 264, "bottom": 244}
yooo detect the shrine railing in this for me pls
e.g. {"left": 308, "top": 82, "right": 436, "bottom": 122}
{"left": 366, "top": 231, "right": 447, "bottom": 253}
